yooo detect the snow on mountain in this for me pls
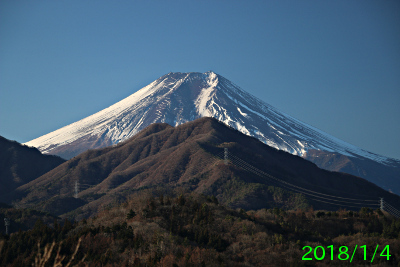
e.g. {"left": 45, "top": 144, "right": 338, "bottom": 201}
{"left": 24, "top": 71, "right": 400, "bottom": 193}
{"left": 25, "top": 71, "right": 396, "bottom": 163}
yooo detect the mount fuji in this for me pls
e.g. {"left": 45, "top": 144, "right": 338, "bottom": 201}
{"left": 25, "top": 71, "right": 400, "bottom": 194}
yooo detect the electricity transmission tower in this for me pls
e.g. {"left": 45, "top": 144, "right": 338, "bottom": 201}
{"left": 4, "top": 217, "right": 10, "bottom": 235}
{"left": 75, "top": 180, "right": 79, "bottom": 198}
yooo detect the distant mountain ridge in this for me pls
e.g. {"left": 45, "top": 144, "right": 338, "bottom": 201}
{"left": 24, "top": 71, "right": 400, "bottom": 194}
{"left": 0, "top": 136, "right": 65, "bottom": 196}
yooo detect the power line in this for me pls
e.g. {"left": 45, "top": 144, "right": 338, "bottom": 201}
{"left": 384, "top": 201, "right": 400, "bottom": 212}
{"left": 230, "top": 156, "right": 379, "bottom": 207}
{"left": 227, "top": 151, "right": 379, "bottom": 199}
{"left": 383, "top": 206, "right": 400, "bottom": 218}
{"left": 228, "top": 157, "right": 378, "bottom": 208}
{"left": 215, "top": 149, "right": 381, "bottom": 209}
{"left": 302, "top": 197, "right": 379, "bottom": 209}
{"left": 383, "top": 201, "right": 400, "bottom": 218}
{"left": 230, "top": 153, "right": 378, "bottom": 202}
{"left": 228, "top": 154, "right": 378, "bottom": 204}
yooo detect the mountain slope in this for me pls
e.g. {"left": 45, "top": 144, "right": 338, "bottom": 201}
{"left": 12, "top": 118, "right": 400, "bottom": 219}
{"left": 24, "top": 71, "right": 400, "bottom": 193}
{"left": 0, "top": 136, "right": 65, "bottom": 197}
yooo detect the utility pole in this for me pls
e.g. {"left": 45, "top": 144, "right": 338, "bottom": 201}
{"left": 4, "top": 218, "right": 10, "bottom": 235}
{"left": 224, "top": 148, "right": 228, "bottom": 165}
{"left": 380, "top": 197, "right": 384, "bottom": 211}
{"left": 75, "top": 180, "right": 79, "bottom": 199}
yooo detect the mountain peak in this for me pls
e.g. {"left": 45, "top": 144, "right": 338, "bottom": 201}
{"left": 24, "top": 71, "right": 400, "bottom": 194}
{"left": 204, "top": 71, "right": 219, "bottom": 87}
{"left": 24, "top": 70, "right": 394, "bottom": 165}
{"left": 204, "top": 70, "right": 217, "bottom": 75}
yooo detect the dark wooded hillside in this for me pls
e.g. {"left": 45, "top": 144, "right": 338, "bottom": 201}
{"left": 7, "top": 118, "right": 400, "bottom": 220}
{"left": 1, "top": 191, "right": 399, "bottom": 266}
{"left": 0, "top": 136, "right": 65, "bottom": 199}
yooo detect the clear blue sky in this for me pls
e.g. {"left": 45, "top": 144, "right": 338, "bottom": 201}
{"left": 1, "top": 0, "right": 399, "bottom": 160}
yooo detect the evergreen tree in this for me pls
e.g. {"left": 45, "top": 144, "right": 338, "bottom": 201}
{"left": 127, "top": 209, "right": 136, "bottom": 219}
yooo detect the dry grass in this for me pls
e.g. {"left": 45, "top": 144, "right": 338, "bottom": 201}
{"left": 33, "top": 237, "right": 86, "bottom": 267}
{"left": 0, "top": 239, "right": 4, "bottom": 256}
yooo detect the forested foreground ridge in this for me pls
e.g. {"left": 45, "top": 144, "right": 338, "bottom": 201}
{"left": 8, "top": 118, "right": 400, "bottom": 218}
{"left": 1, "top": 191, "right": 399, "bottom": 266}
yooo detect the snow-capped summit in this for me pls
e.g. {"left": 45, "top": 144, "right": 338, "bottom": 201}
{"left": 25, "top": 71, "right": 400, "bottom": 193}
